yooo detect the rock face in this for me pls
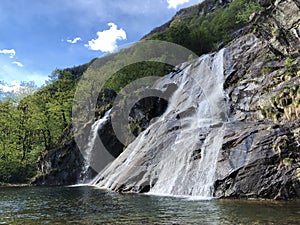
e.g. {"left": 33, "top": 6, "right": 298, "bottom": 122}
{"left": 90, "top": 0, "right": 300, "bottom": 199}
{"left": 215, "top": 120, "right": 300, "bottom": 199}
{"left": 212, "top": 0, "right": 300, "bottom": 199}
{"left": 253, "top": 0, "right": 300, "bottom": 56}
{"left": 33, "top": 125, "right": 91, "bottom": 186}
{"left": 128, "top": 97, "right": 169, "bottom": 137}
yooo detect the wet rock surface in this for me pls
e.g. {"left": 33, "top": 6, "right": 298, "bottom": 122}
{"left": 214, "top": 0, "right": 300, "bottom": 199}
{"left": 215, "top": 121, "right": 300, "bottom": 199}
{"left": 32, "top": 125, "right": 96, "bottom": 186}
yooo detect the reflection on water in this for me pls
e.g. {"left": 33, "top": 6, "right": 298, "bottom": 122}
{"left": 0, "top": 186, "right": 299, "bottom": 224}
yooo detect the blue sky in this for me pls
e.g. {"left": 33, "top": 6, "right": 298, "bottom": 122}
{"left": 0, "top": 0, "right": 201, "bottom": 91}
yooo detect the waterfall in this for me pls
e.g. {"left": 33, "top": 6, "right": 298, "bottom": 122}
{"left": 92, "top": 49, "right": 227, "bottom": 198}
{"left": 78, "top": 109, "right": 112, "bottom": 184}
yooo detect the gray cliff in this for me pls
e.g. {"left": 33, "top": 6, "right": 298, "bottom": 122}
{"left": 34, "top": 0, "right": 300, "bottom": 200}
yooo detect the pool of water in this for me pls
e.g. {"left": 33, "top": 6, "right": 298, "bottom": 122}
{"left": 0, "top": 186, "right": 299, "bottom": 224}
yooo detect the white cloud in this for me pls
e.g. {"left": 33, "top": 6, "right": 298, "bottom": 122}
{"left": 85, "top": 23, "right": 127, "bottom": 53}
{"left": 12, "top": 61, "right": 24, "bottom": 67}
{"left": 0, "top": 81, "right": 35, "bottom": 96}
{"left": 0, "top": 81, "right": 20, "bottom": 93}
{"left": 0, "top": 49, "right": 16, "bottom": 58}
{"left": 67, "top": 37, "right": 82, "bottom": 44}
{"left": 167, "top": 0, "right": 190, "bottom": 9}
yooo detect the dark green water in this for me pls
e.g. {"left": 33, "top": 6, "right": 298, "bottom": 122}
{"left": 0, "top": 186, "right": 299, "bottom": 225}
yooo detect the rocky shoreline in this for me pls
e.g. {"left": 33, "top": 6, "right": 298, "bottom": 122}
{"left": 0, "top": 183, "right": 31, "bottom": 187}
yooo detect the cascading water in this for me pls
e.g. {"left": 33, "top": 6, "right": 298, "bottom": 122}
{"left": 78, "top": 109, "right": 112, "bottom": 184}
{"left": 91, "top": 49, "right": 227, "bottom": 198}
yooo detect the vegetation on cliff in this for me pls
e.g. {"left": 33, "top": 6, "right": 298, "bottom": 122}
{"left": 146, "top": 0, "right": 261, "bottom": 55}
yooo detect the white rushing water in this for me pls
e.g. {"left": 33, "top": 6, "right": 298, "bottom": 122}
{"left": 92, "top": 49, "right": 227, "bottom": 198}
{"left": 78, "top": 109, "right": 112, "bottom": 183}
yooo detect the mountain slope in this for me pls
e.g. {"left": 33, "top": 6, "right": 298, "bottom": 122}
{"left": 32, "top": 0, "right": 300, "bottom": 200}
{"left": 144, "top": 0, "right": 261, "bottom": 55}
{"left": 91, "top": 0, "right": 300, "bottom": 199}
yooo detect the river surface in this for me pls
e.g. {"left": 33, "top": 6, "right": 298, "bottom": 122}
{"left": 0, "top": 186, "right": 299, "bottom": 224}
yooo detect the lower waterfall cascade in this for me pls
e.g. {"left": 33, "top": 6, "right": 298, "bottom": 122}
{"left": 90, "top": 49, "right": 228, "bottom": 198}
{"left": 78, "top": 109, "right": 112, "bottom": 183}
